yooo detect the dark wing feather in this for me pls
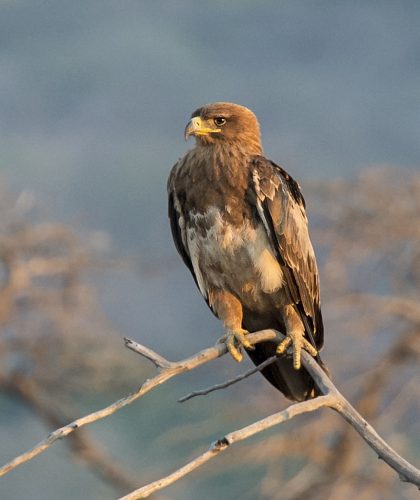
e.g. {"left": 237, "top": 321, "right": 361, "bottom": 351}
{"left": 168, "top": 166, "right": 209, "bottom": 305}
{"left": 250, "top": 156, "right": 324, "bottom": 350}
{"left": 167, "top": 168, "right": 197, "bottom": 285}
{"left": 168, "top": 192, "right": 194, "bottom": 275}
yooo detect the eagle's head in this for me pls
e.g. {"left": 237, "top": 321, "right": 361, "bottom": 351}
{"left": 184, "top": 102, "right": 262, "bottom": 155}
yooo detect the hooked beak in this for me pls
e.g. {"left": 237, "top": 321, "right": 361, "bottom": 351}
{"left": 184, "top": 116, "right": 221, "bottom": 140}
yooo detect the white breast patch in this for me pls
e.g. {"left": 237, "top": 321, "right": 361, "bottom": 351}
{"left": 186, "top": 207, "right": 284, "bottom": 298}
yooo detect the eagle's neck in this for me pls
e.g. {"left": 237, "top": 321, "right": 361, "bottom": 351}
{"left": 208, "top": 137, "right": 262, "bottom": 159}
{"left": 178, "top": 143, "right": 261, "bottom": 224}
{"left": 189, "top": 141, "right": 261, "bottom": 188}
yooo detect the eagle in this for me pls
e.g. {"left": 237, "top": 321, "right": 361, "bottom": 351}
{"left": 168, "top": 102, "right": 326, "bottom": 401}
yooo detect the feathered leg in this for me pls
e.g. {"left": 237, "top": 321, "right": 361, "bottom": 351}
{"left": 209, "top": 289, "right": 254, "bottom": 362}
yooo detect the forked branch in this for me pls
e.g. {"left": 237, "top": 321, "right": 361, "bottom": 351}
{"left": 0, "top": 330, "right": 279, "bottom": 478}
{"left": 119, "top": 338, "right": 420, "bottom": 499}
{"left": 0, "top": 329, "right": 419, "bottom": 499}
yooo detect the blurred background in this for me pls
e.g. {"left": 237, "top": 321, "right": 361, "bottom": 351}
{"left": 0, "top": 1, "right": 419, "bottom": 499}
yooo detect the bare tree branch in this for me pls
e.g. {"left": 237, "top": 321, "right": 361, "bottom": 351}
{"left": 119, "top": 395, "right": 335, "bottom": 500}
{"left": 1, "top": 329, "right": 419, "bottom": 499}
{"left": 0, "top": 330, "right": 279, "bottom": 478}
{"left": 118, "top": 344, "right": 420, "bottom": 499}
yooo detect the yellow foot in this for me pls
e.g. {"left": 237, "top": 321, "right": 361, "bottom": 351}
{"left": 219, "top": 329, "right": 254, "bottom": 362}
{"left": 276, "top": 330, "right": 318, "bottom": 370}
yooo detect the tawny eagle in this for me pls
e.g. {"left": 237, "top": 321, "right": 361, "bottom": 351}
{"left": 168, "top": 102, "right": 325, "bottom": 401}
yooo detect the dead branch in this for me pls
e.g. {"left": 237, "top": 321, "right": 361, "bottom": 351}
{"left": 1, "top": 329, "right": 419, "bottom": 500}
{"left": 118, "top": 340, "right": 420, "bottom": 499}
{"left": 120, "top": 395, "right": 335, "bottom": 500}
{"left": 0, "top": 330, "right": 278, "bottom": 478}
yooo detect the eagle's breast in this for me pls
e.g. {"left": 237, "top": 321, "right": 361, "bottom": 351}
{"left": 185, "top": 206, "right": 284, "bottom": 308}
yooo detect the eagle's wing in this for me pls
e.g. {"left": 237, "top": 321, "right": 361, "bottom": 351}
{"left": 168, "top": 165, "right": 208, "bottom": 301}
{"left": 250, "top": 156, "right": 324, "bottom": 349}
{"left": 168, "top": 167, "right": 195, "bottom": 280}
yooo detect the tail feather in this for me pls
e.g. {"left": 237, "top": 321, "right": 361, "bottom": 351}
{"left": 247, "top": 341, "right": 319, "bottom": 401}
{"left": 242, "top": 309, "right": 327, "bottom": 402}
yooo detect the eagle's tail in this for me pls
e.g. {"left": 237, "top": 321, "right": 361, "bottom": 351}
{"left": 246, "top": 341, "right": 322, "bottom": 401}
{"left": 244, "top": 306, "right": 328, "bottom": 401}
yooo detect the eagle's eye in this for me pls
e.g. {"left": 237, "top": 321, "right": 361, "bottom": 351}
{"left": 214, "top": 117, "right": 226, "bottom": 127}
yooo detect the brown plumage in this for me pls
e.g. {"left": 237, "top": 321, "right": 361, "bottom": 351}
{"left": 168, "top": 102, "right": 326, "bottom": 401}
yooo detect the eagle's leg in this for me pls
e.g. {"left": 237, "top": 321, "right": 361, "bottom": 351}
{"left": 210, "top": 289, "right": 254, "bottom": 362}
{"left": 276, "top": 305, "right": 318, "bottom": 370}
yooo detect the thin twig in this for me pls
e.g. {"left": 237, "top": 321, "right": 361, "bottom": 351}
{"left": 124, "top": 337, "right": 172, "bottom": 369}
{"left": 178, "top": 355, "right": 278, "bottom": 402}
